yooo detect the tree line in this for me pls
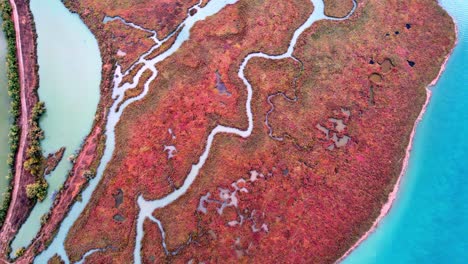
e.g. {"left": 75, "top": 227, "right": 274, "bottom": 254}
{"left": 0, "top": 0, "right": 21, "bottom": 227}
{"left": 0, "top": 0, "right": 47, "bottom": 228}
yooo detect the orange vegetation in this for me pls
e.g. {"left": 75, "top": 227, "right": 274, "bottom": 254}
{"left": 61, "top": 0, "right": 455, "bottom": 263}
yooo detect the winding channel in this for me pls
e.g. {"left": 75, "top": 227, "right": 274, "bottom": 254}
{"left": 134, "top": 0, "right": 356, "bottom": 262}
{"left": 35, "top": 0, "right": 356, "bottom": 263}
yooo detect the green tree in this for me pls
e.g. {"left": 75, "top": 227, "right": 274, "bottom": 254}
{"left": 14, "top": 247, "right": 25, "bottom": 258}
{"left": 26, "top": 182, "right": 48, "bottom": 201}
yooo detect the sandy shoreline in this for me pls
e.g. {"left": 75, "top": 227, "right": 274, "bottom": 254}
{"left": 336, "top": 12, "right": 459, "bottom": 264}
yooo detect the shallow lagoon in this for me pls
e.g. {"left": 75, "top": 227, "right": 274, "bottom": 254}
{"left": 10, "top": 0, "right": 101, "bottom": 255}
{"left": 343, "top": 0, "right": 468, "bottom": 263}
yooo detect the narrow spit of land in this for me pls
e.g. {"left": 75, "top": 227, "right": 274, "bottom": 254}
{"left": 0, "top": 0, "right": 38, "bottom": 258}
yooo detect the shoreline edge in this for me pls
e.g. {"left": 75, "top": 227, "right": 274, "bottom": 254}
{"left": 336, "top": 7, "right": 459, "bottom": 263}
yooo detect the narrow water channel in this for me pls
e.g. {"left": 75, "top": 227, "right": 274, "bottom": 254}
{"left": 28, "top": 0, "right": 464, "bottom": 263}
{"left": 134, "top": 1, "right": 355, "bottom": 262}
{"left": 35, "top": 0, "right": 355, "bottom": 262}
{"left": 9, "top": 0, "right": 101, "bottom": 256}
{"left": 0, "top": 17, "right": 11, "bottom": 206}
{"left": 36, "top": 1, "right": 248, "bottom": 262}
{"left": 342, "top": 0, "right": 468, "bottom": 263}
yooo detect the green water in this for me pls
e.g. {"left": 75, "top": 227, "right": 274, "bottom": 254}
{"left": 9, "top": 0, "right": 101, "bottom": 255}
{"left": 0, "top": 17, "right": 11, "bottom": 206}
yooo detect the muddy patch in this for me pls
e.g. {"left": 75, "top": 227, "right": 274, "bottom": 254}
{"left": 215, "top": 70, "right": 231, "bottom": 96}
{"left": 112, "top": 188, "right": 123, "bottom": 208}
{"left": 113, "top": 214, "right": 125, "bottom": 222}
{"left": 369, "top": 73, "right": 382, "bottom": 83}
{"left": 380, "top": 58, "right": 394, "bottom": 73}
{"left": 329, "top": 118, "right": 346, "bottom": 132}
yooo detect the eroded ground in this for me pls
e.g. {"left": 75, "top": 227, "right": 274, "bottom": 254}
{"left": 56, "top": 0, "right": 455, "bottom": 263}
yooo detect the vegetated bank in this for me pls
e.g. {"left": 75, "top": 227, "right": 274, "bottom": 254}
{"left": 0, "top": 15, "right": 11, "bottom": 213}
{"left": 0, "top": 0, "right": 22, "bottom": 228}
{"left": 0, "top": 0, "right": 48, "bottom": 258}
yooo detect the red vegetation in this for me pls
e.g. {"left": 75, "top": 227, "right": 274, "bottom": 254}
{"left": 65, "top": 0, "right": 202, "bottom": 71}
{"left": 59, "top": 0, "right": 455, "bottom": 263}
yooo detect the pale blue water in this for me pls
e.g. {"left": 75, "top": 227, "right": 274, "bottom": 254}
{"left": 9, "top": 0, "right": 101, "bottom": 256}
{"left": 343, "top": 1, "right": 468, "bottom": 263}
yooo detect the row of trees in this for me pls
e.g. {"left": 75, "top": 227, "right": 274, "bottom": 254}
{"left": 24, "top": 102, "right": 45, "bottom": 177}
{"left": 25, "top": 101, "right": 48, "bottom": 201}
{"left": 0, "top": 0, "right": 21, "bottom": 227}
{"left": 0, "top": 0, "right": 47, "bottom": 227}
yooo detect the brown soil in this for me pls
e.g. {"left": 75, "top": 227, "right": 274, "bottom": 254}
{"left": 369, "top": 73, "right": 383, "bottom": 83}
{"left": 145, "top": 28, "right": 180, "bottom": 61}
{"left": 380, "top": 58, "right": 394, "bottom": 73}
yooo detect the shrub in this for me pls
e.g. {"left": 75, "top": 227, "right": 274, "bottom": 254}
{"left": 14, "top": 247, "right": 25, "bottom": 258}
{"left": 40, "top": 213, "right": 49, "bottom": 225}
{"left": 31, "top": 101, "right": 45, "bottom": 120}
{"left": 26, "top": 182, "right": 48, "bottom": 202}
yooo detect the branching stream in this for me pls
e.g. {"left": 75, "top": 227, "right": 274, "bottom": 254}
{"left": 134, "top": 0, "right": 356, "bottom": 263}
{"left": 34, "top": 0, "right": 356, "bottom": 263}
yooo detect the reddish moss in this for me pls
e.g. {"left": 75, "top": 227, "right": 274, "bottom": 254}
{"left": 63, "top": 0, "right": 455, "bottom": 263}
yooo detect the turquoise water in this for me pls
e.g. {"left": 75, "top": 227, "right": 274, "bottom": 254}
{"left": 343, "top": 1, "right": 468, "bottom": 263}
{"left": 0, "top": 17, "right": 11, "bottom": 205}
{"left": 9, "top": 0, "right": 101, "bottom": 255}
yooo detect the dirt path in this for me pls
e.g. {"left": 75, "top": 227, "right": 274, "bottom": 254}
{"left": 0, "top": 0, "right": 38, "bottom": 259}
